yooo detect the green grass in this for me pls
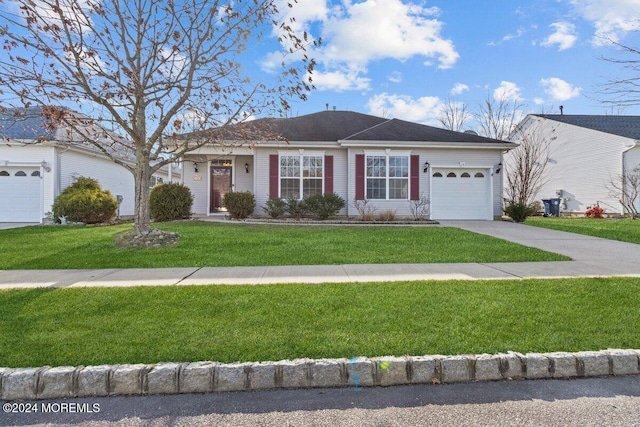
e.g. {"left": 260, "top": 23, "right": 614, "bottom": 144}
{"left": 526, "top": 217, "right": 640, "bottom": 245}
{"left": 0, "top": 221, "right": 568, "bottom": 269}
{"left": 1, "top": 278, "right": 639, "bottom": 368}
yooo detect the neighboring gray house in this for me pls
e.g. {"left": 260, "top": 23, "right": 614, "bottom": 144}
{"left": 510, "top": 114, "right": 640, "bottom": 216}
{"left": 0, "top": 107, "right": 180, "bottom": 223}
{"left": 181, "top": 110, "right": 516, "bottom": 220}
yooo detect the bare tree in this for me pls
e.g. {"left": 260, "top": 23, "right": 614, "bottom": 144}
{"left": 437, "top": 98, "right": 470, "bottom": 132}
{"left": 608, "top": 167, "right": 640, "bottom": 218}
{"left": 476, "top": 93, "right": 523, "bottom": 140}
{"left": 599, "top": 39, "right": 640, "bottom": 108}
{"left": 0, "top": 0, "right": 316, "bottom": 235}
{"left": 504, "top": 118, "right": 553, "bottom": 220}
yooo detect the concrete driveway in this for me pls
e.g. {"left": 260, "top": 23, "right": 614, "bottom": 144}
{"left": 440, "top": 220, "right": 640, "bottom": 276}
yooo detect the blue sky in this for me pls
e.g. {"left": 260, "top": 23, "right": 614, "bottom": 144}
{"left": 256, "top": 0, "right": 640, "bottom": 127}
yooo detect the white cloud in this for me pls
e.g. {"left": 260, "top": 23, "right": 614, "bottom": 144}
{"left": 310, "top": 69, "right": 371, "bottom": 92}
{"left": 541, "top": 22, "right": 578, "bottom": 51}
{"left": 387, "top": 71, "right": 403, "bottom": 84}
{"left": 321, "top": 0, "right": 458, "bottom": 69}
{"left": 494, "top": 81, "right": 523, "bottom": 102}
{"left": 450, "top": 83, "right": 469, "bottom": 95}
{"left": 367, "top": 93, "right": 442, "bottom": 124}
{"left": 15, "top": 0, "right": 95, "bottom": 34}
{"left": 502, "top": 28, "right": 526, "bottom": 42}
{"left": 540, "top": 77, "right": 582, "bottom": 101}
{"left": 569, "top": 0, "right": 640, "bottom": 45}
{"left": 266, "top": 0, "right": 460, "bottom": 85}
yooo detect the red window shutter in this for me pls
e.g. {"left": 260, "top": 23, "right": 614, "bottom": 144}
{"left": 410, "top": 154, "right": 420, "bottom": 200}
{"left": 355, "top": 154, "right": 365, "bottom": 200}
{"left": 324, "top": 155, "right": 334, "bottom": 194}
{"left": 269, "top": 154, "right": 279, "bottom": 199}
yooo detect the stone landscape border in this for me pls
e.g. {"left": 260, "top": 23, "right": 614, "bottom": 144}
{"left": 1, "top": 349, "right": 639, "bottom": 400}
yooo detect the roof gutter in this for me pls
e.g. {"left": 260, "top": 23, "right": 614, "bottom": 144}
{"left": 338, "top": 140, "right": 518, "bottom": 150}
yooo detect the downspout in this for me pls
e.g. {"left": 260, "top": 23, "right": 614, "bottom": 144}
{"left": 55, "top": 146, "right": 72, "bottom": 197}
{"left": 621, "top": 140, "right": 640, "bottom": 216}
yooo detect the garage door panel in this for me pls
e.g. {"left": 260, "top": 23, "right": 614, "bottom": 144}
{"left": 0, "top": 167, "right": 42, "bottom": 222}
{"left": 431, "top": 168, "right": 491, "bottom": 220}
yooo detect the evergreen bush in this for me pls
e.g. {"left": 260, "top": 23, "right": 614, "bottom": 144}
{"left": 150, "top": 182, "right": 194, "bottom": 222}
{"left": 504, "top": 200, "right": 535, "bottom": 223}
{"left": 262, "top": 198, "right": 287, "bottom": 219}
{"left": 52, "top": 177, "right": 118, "bottom": 224}
{"left": 286, "top": 198, "right": 308, "bottom": 220}
{"left": 304, "top": 192, "right": 345, "bottom": 219}
{"left": 223, "top": 191, "right": 256, "bottom": 219}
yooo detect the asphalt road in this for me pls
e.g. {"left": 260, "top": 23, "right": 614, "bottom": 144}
{"left": 2, "top": 376, "right": 640, "bottom": 427}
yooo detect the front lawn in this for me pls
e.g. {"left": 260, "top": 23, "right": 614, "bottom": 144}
{"left": 0, "top": 221, "right": 568, "bottom": 269}
{"left": 1, "top": 278, "right": 638, "bottom": 368}
{"left": 526, "top": 217, "right": 640, "bottom": 245}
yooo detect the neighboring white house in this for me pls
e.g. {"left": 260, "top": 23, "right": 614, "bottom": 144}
{"left": 508, "top": 114, "right": 640, "bottom": 216}
{"left": 181, "top": 110, "right": 516, "bottom": 220}
{"left": 0, "top": 107, "right": 181, "bottom": 223}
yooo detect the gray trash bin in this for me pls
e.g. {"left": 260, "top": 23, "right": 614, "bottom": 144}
{"left": 542, "top": 199, "right": 551, "bottom": 216}
{"left": 548, "top": 198, "right": 561, "bottom": 216}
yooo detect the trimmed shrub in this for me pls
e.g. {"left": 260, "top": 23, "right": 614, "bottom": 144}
{"left": 304, "top": 192, "right": 346, "bottom": 220}
{"left": 504, "top": 200, "right": 535, "bottom": 223}
{"left": 263, "top": 198, "right": 287, "bottom": 219}
{"left": 223, "top": 191, "right": 256, "bottom": 219}
{"left": 286, "top": 198, "right": 308, "bottom": 220}
{"left": 150, "top": 182, "right": 193, "bottom": 222}
{"left": 52, "top": 177, "right": 118, "bottom": 224}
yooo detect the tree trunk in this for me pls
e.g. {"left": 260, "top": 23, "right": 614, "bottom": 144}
{"left": 133, "top": 160, "right": 152, "bottom": 236}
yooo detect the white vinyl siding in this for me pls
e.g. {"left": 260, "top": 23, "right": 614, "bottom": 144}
{"left": 347, "top": 148, "right": 502, "bottom": 218}
{"left": 59, "top": 150, "right": 135, "bottom": 216}
{"left": 509, "top": 117, "right": 630, "bottom": 214}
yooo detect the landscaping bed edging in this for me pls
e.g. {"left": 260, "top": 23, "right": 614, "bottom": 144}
{"left": 1, "top": 349, "right": 639, "bottom": 400}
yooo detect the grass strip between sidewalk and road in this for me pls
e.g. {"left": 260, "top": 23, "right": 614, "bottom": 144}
{"left": 526, "top": 217, "right": 640, "bottom": 245}
{"left": 0, "top": 221, "right": 568, "bottom": 269}
{"left": 1, "top": 277, "right": 639, "bottom": 368}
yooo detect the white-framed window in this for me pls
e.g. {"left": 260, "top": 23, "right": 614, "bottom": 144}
{"left": 149, "top": 176, "right": 164, "bottom": 188}
{"left": 280, "top": 154, "right": 323, "bottom": 199}
{"left": 366, "top": 154, "right": 409, "bottom": 200}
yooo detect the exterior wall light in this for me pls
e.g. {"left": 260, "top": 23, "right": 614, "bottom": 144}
{"left": 245, "top": 163, "right": 250, "bottom": 173}
{"left": 193, "top": 162, "right": 199, "bottom": 173}
{"left": 423, "top": 161, "right": 430, "bottom": 173}
{"left": 495, "top": 162, "right": 502, "bottom": 174}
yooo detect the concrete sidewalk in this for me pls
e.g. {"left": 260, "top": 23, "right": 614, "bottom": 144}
{"left": 1, "top": 221, "right": 640, "bottom": 289}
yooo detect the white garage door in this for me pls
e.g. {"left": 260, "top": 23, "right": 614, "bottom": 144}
{"left": 431, "top": 168, "right": 492, "bottom": 220}
{"left": 0, "top": 167, "right": 42, "bottom": 222}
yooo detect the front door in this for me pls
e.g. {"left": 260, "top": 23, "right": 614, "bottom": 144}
{"left": 210, "top": 165, "right": 232, "bottom": 212}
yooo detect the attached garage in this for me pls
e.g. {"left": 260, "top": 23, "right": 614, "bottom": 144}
{"left": 0, "top": 166, "right": 42, "bottom": 222}
{"left": 430, "top": 168, "right": 492, "bottom": 220}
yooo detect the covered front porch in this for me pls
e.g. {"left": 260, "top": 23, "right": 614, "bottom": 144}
{"left": 182, "top": 149, "right": 255, "bottom": 215}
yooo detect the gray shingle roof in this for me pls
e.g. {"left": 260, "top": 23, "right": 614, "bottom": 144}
{"left": 343, "top": 118, "right": 505, "bottom": 143}
{"left": 213, "top": 111, "right": 507, "bottom": 144}
{"left": 0, "top": 106, "right": 135, "bottom": 161}
{"left": 0, "top": 107, "right": 57, "bottom": 140}
{"left": 534, "top": 114, "right": 640, "bottom": 139}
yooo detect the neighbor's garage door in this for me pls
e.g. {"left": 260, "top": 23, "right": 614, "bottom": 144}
{"left": 431, "top": 168, "right": 492, "bottom": 220}
{"left": 0, "top": 167, "right": 42, "bottom": 222}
